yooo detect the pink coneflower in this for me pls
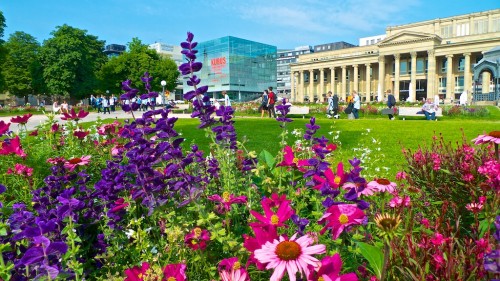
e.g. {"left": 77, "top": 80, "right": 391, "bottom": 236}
{"left": 366, "top": 178, "right": 397, "bottom": 193}
{"left": 162, "top": 263, "right": 187, "bottom": 281}
{"left": 308, "top": 253, "right": 359, "bottom": 281}
{"left": 208, "top": 192, "right": 247, "bottom": 214}
{"left": 10, "top": 113, "right": 33, "bottom": 125}
{"left": 472, "top": 131, "right": 500, "bottom": 145}
{"left": 277, "top": 146, "right": 310, "bottom": 171}
{"left": 0, "top": 120, "right": 10, "bottom": 136}
{"left": 466, "top": 202, "right": 483, "bottom": 213}
{"left": 318, "top": 204, "right": 366, "bottom": 240}
{"left": 254, "top": 233, "right": 326, "bottom": 281}
{"left": 0, "top": 136, "right": 26, "bottom": 158}
{"left": 124, "top": 262, "right": 149, "bottom": 281}
{"left": 47, "top": 157, "right": 66, "bottom": 165}
{"left": 184, "top": 227, "right": 210, "bottom": 251}
{"left": 61, "top": 108, "right": 89, "bottom": 121}
{"left": 218, "top": 257, "right": 249, "bottom": 281}
{"left": 250, "top": 195, "right": 294, "bottom": 228}
{"left": 64, "top": 155, "right": 91, "bottom": 171}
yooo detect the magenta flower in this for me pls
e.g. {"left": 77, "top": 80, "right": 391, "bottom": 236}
{"left": 47, "top": 157, "right": 66, "bottom": 165}
{"left": 73, "top": 130, "right": 90, "bottom": 139}
{"left": 466, "top": 202, "right": 483, "bottom": 213}
{"left": 0, "top": 120, "right": 10, "bottom": 136}
{"left": 243, "top": 225, "right": 278, "bottom": 270}
{"left": 218, "top": 257, "right": 249, "bottom": 281}
{"left": 208, "top": 192, "right": 247, "bottom": 214}
{"left": 63, "top": 155, "right": 91, "bottom": 171}
{"left": 110, "top": 198, "right": 129, "bottom": 213}
{"left": 430, "top": 232, "right": 447, "bottom": 246}
{"left": 0, "top": 136, "right": 27, "bottom": 158}
{"left": 184, "top": 227, "right": 210, "bottom": 250}
{"left": 318, "top": 204, "right": 366, "bottom": 239}
{"left": 277, "top": 146, "right": 309, "bottom": 171}
{"left": 162, "top": 263, "right": 187, "bottom": 281}
{"left": 7, "top": 163, "right": 33, "bottom": 177}
{"left": 254, "top": 233, "right": 326, "bottom": 281}
{"left": 389, "top": 195, "right": 411, "bottom": 208}
{"left": 29, "top": 129, "right": 38, "bottom": 136}
{"left": 124, "top": 262, "right": 149, "bottom": 281}
{"left": 313, "top": 163, "right": 345, "bottom": 190}
{"left": 250, "top": 195, "right": 294, "bottom": 228}
{"left": 61, "top": 108, "right": 89, "bottom": 121}
{"left": 308, "top": 253, "right": 359, "bottom": 281}
{"left": 10, "top": 113, "right": 33, "bottom": 125}
{"left": 366, "top": 178, "right": 397, "bottom": 193}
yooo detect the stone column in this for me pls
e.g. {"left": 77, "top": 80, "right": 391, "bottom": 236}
{"left": 353, "top": 64, "right": 359, "bottom": 93}
{"left": 291, "top": 71, "right": 296, "bottom": 102}
{"left": 378, "top": 55, "right": 385, "bottom": 101}
{"left": 427, "top": 50, "right": 436, "bottom": 100}
{"left": 309, "top": 69, "right": 314, "bottom": 100}
{"left": 394, "top": 54, "right": 400, "bottom": 98}
{"left": 464, "top": 53, "right": 471, "bottom": 93}
{"left": 446, "top": 54, "right": 454, "bottom": 99}
{"left": 320, "top": 68, "right": 325, "bottom": 98}
{"left": 341, "top": 66, "right": 347, "bottom": 101}
{"left": 365, "top": 63, "right": 371, "bottom": 101}
{"left": 330, "top": 67, "right": 336, "bottom": 94}
{"left": 299, "top": 70, "right": 304, "bottom": 102}
{"left": 410, "top": 51, "right": 417, "bottom": 102}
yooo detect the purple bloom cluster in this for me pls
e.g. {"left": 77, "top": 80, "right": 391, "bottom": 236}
{"left": 484, "top": 216, "right": 500, "bottom": 274}
{"left": 275, "top": 98, "right": 293, "bottom": 123}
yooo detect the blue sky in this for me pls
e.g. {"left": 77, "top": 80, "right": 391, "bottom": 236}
{"left": 1, "top": 0, "right": 499, "bottom": 50}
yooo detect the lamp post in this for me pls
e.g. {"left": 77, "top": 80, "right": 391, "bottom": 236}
{"left": 161, "top": 80, "right": 167, "bottom": 105}
{"left": 106, "top": 90, "right": 109, "bottom": 96}
{"left": 238, "top": 79, "right": 241, "bottom": 102}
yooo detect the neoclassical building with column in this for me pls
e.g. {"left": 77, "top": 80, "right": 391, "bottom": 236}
{"left": 290, "top": 9, "right": 500, "bottom": 103}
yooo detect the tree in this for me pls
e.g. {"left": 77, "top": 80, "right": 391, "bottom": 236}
{"left": 2, "top": 31, "right": 45, "bottom": 99}
{"left": 0, "top": 10, "right": 8, "bottom": 92}
{"left": 98, "top": 38, "right": 179, "bottom": 95}
{"left": 39, "top": 24, "right": 106, "bottom": 100}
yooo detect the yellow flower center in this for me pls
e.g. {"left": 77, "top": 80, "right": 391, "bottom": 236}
{"left": 271, "top": 214, "right": 280, "bottom": 225}
{"left": 293, "top": 157, "right": 299, "bottom": 164}
{"left": 233, "top": 261, "right": 241, "bottom": 270}
{"left": 275, "top": 241, "right": 302, "bottom": 261}
{"left": 193, "top": 227, "right": 202, "bottom": 238}
{"left": 222, "top": 191, "right": 230, "bottom": 202}
{"left": 339, "top": 214, "right": 349, "bottom": 224}
{"left": 318, "top": 277, "right": 325, "bottom": 281}
{"left": 191, "top": 240, "right": 198, "bottom": 245}
{"left": 376, "top": 178, "right": 391, "bottom": 185}
{"left": 167, "top": 277, "right": 177, "bottom": 281}
{"left": 489, "top": 131, "right": 500, "bottom": 138}
{"left": 334, "top": 176, "right": 341, "bottom": 185}
{"left": 138, "top": 273, "right": 143, "bottom": 279}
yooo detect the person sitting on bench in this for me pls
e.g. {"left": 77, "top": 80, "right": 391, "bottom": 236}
{"left": 422, "top": 98, "right": 439, "bottom": 121}
{"left": 165, "top": 99, "right": 178, "bottom": 110}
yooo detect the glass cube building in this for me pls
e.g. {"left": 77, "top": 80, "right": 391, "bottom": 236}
{"left": 183, "top": 36, "right": 277, "bottom": 102}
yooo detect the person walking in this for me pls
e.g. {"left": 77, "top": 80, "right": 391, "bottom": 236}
{"left": 96, "top": 95, "right": 103, "bottom": 113}
{"left": 102, "top": 96, "right": 111, "bottom": 114}
{"left": 110, "top": 95, "right": 116, "bottom": 112}
{"left": 386, "top": 89, "right": 396, "bottom": 120}
{"left": 326, "top": 91, "right": 339, "bottom": 119}
{"left": 259, "top": 90, "right": 269, "bottom": 118}
{"left": 267, "top": 86, "right": 277, "bottom": 118}
{"left": 352, "top": 91, "right": 361, "bottom": 119}
{"left": 223, "top": 91, "right": 231, "bottom": 107}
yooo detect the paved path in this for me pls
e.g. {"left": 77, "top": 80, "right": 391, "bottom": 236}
{"left": 0, "top": 110, "right": 193, "bottom": 132}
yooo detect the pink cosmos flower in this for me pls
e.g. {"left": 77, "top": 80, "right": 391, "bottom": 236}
{"left": 308, "top": 253, "right": 359, "bottom": 281}
{"left": 318, "top": 204, "right": 366, "bottom": 240}
{"left": 61, "top": 108, "right": 89, "bottom": 121}
{"left": 0, "top": 121, "right": 11, "bottom": 136}
{"left": 124, "top": 262, "right": 149, "bottom": 281}
{"left": 208, "top": 192, "right": 247, "bottom": 214}
{"left": 0, "top": 136, "right": 26, "bottom": 158}
{"left": 73, "top": 130, "right": 90, "bottom": 139}
{"left": 243, "top": 225, "right": 278, "bottom": 270}
{"left": 64, "top": 155, "right": 91, "bottom": 171}
{"left": 262, "top": 193, "right": 289, "bottom": 208}
{"left": 313, "top": 163, "right": 345, "bottom": 190}
{"left": 7, "top": 163, "right": 33, "bottom": 177}
{"left": 184, "top": 227, "right": 210, "bottom": 251}
{"left": 366, "top": 178, "right": 397, "bottom": 193}
{"left": 277, "top": 146, "right": 310, "bottom": 171}
{"left": 162, "top": 263, "right": 187, "bottom": 281}
{"left": 472, "top": 131, "right": 500, "bottom": 145}
{"left": 98, "top": 121, "right": 121, "bottom": 135}
{"left": 254, "top": 233, "right": 326, "bottom": 281}
{"left": 218, "top": 257, "right": 249, "bottom": 281}
{"left": 10, "top": 113, "right": 33, "bottom": 125}
{"left": 250, "top": 195, "right": 294, "bottom": 228}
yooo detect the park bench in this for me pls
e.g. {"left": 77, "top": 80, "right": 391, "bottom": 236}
{"left": 173, "top": 103, "right": 190, "bottom": 113}
{"left": 398, "top": 107, "right": 443, "bottom": 120}
{"left": 288, "top": 106, "right": 310, "bottom": 118}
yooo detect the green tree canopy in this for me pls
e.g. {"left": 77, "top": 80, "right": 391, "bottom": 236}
{"left": 0, "top": 10, "right": 8, "bottom": 92}
{"left": 98, "top": 38, "right": 179, "bottom": 96}
{"left": 39, "top": 24, "right": 106, "bottom": 100}
{"left": 2, "top": 31, "right": 45, "bottom": 98}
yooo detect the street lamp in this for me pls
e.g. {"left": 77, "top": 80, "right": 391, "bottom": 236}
{"left": 161, "top": 80, "right": 167, "bottom": 105}
{"left": 106, "top": 90, "right": 109, "bottom": 96}
{"left": 238, "top": 79, "right": 241, "bottom": 102}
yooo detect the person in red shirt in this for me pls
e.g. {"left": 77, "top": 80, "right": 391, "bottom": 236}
{"left": 267, "top": 86, "right": 277, "bottom": 118}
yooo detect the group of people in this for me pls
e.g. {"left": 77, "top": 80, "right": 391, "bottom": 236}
{"left": 325, "top": 91, "right": 361, "bottom": 119}
{"left": 90, "top": 95, "right": 118, "bottom": 114}
{"left": 258, "top": 87, "right": 277, "bottom": 118}
{"left": 52, "top": 100, "right": 69, "bottom": 114}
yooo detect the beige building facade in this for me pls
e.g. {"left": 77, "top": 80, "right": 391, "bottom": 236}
{"left": 290, "top": 9, "right": 500, "bottom": 103}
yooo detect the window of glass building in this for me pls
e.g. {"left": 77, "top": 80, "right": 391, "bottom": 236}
{"left": 474, "top": 19, "right": 488, "bottom": 34}
{"left": 457, "top": 57, "right": 465, "bottom": 72}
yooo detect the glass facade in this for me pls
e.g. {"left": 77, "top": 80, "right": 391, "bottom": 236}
{"left": 183, "top": 36, "right": 276, "bottom": 102}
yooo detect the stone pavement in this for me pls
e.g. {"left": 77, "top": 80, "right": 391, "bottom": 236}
{"left": 0, "top": 110, "right": 193, "bottom": 132}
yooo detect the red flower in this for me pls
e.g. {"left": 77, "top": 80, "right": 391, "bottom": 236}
{"left": 73, "top": 130, "right": 90, "bottom": 139}
{"left": 184, "top": 227, "right": 210, "bottom": 250}
{"left": 10, "top": 113, "right": 33, "bottom": 125}
{"left": 0, "top": 136, "right": 26, "bottom": 158}
{"left": 61, "top": 108, "right": 89, "bottom": 121}
{"left": 29, "top": 129, "right": 38, "bottom": 136}
{"left": 124, "top": 262, "right": 149, "bottom": 281}
{"left": 51, "top": 123, "right": 60, "bottom": 133}
{"left": 0, "top": 121, "right": 11, "bottom": 136}
{"left": 110, "top": 198, "right": 129, "bottom": 212}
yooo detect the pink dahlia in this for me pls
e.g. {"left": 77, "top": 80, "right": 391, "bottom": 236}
{"left": 318, "top": 204, "right": 366, "bottom": 240}
{"left": 184, "top": 227, "right": 210, "bottom": 250}
{"left": 162, "top": 263, "right": 187, "bottom": 281}
{"left": 472, "top": 131, "right": 500, "bottom": 145}
{"left": 218, "top": 257, "right": 249, "bottom": 281}
{"left": 254, "top": 233, "right": 326, "bottom": 281}
{"left": 308, "top": 253, "right": 359, "bottom": 281}
{"left": 124, "top": 262, "right": 149, "bottom": 281}
{"left": 366, "top": 178, "right": 397, "bottom": 193}
{"left": 64, "top": 155, "right": 91, "bottom": 171}
{"left": 208, "top": 192, "right": 247, "bottom": 214}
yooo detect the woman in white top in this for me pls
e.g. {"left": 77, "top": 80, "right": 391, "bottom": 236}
{"left": 224, "top": 91, "right": 231, "bottom": 107}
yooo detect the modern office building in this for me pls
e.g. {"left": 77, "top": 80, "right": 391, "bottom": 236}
{"left": 277, "top": 46, "right": 314, "bottom": 96}
{"left": 104, "top": 44, "right": 126, "bottom": 57}
{"left": 290, "top": 9, "right": 500, "bottom": 103}
{"left": 184, "top": 36, "right": 277, "bottom": 102}
{"left": 313, "top": 41, "right": 356, "bottom": 53}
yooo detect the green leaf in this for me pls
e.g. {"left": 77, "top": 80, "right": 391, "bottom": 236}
{"left": 357, "top": 242, "right": 384, "bottom": 279}
{"left": 478, "top": 219, "right": 491, "bottom": 238}
{"left": 259, "top": 150, "right": 276, "bottom": 168}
